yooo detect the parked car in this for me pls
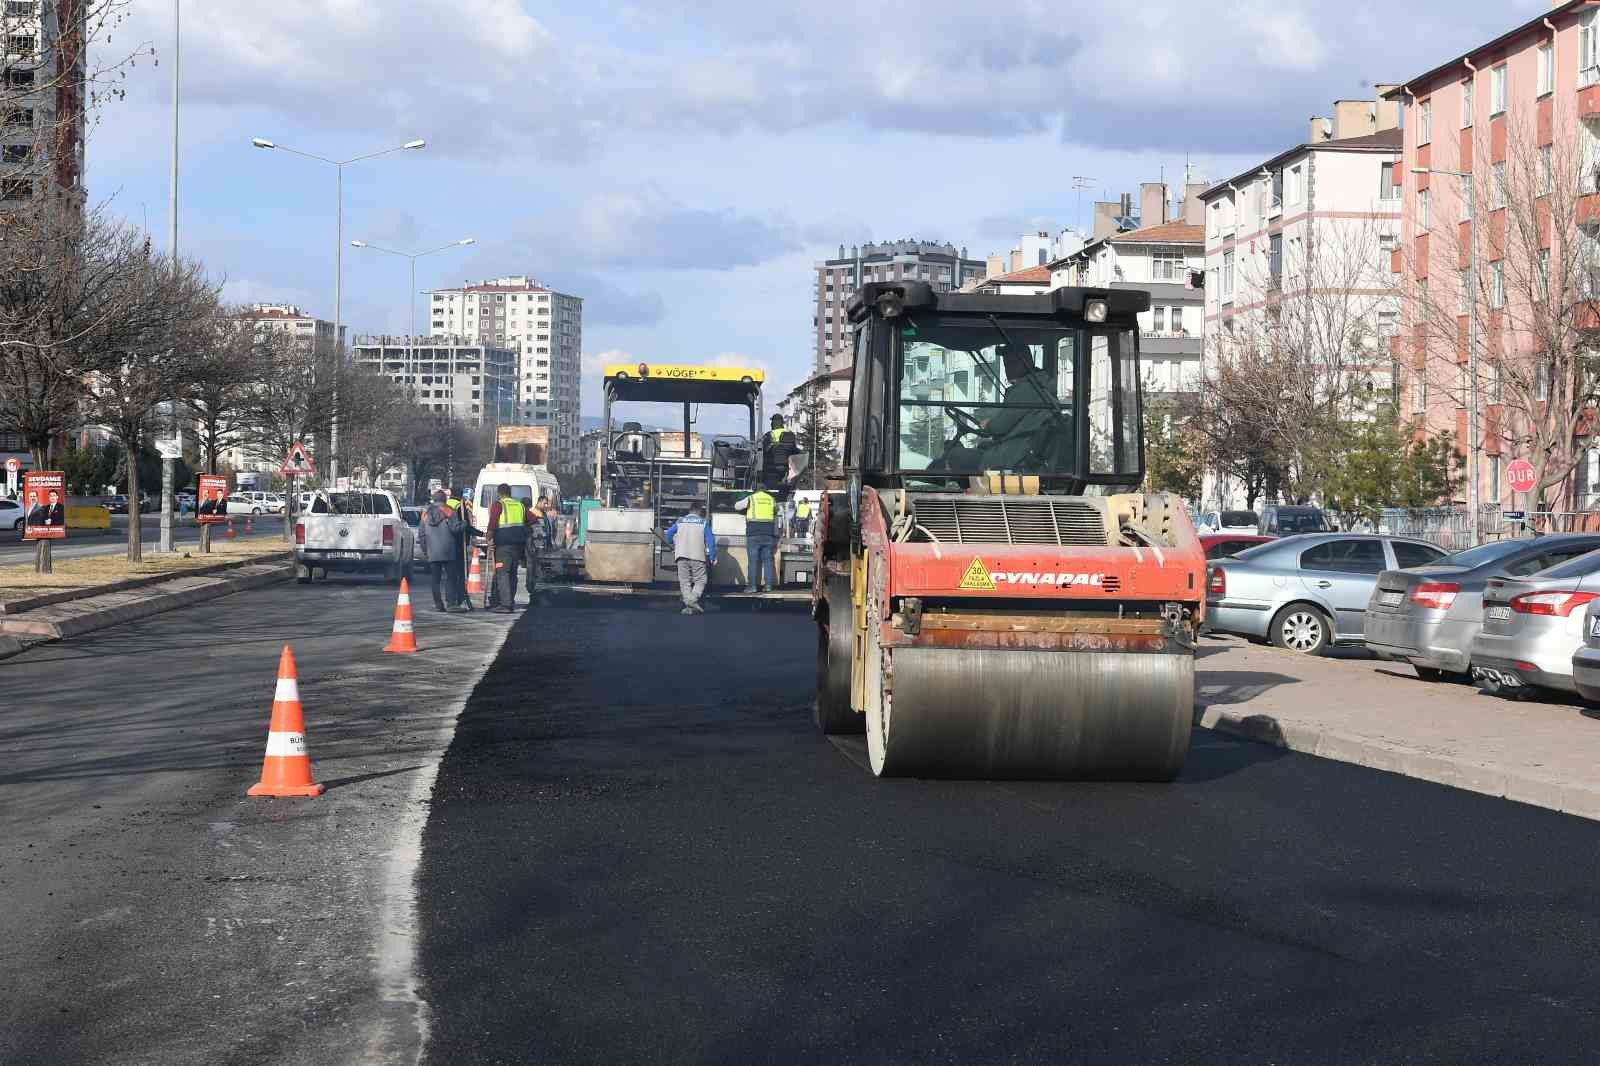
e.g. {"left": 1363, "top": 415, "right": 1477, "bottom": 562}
{"left": 1200, "top": 533, "right": 1275, "bottom": 560}
{"left": 1198, "top": 509, "right": 1259, "bottom": 534}
{"left": 1364, "top": 534, "right": 1600, "bottom": 682}
{"left": 400, "top": 505, "right": 428, "bottom": 566}
{"left": 263, "top": 492, "right": 287, "bottom": 514}
{"left": 294, "top": 489, "right": 415, "bottom": 583}
{"left": 227, "top": 491, "right": 272, "bottom": 516}
{"left": 105, "top": 494, "right": 130, "bottom": 514}
{"left": 0, "top": 497, "right": 22, "bottom": 532}
{"left": 1206, "top": 533, "right": 1448, "bottom": 654}
{"left": 1258, "top": 505, "right": 1331, "bottom": 537}
{"left": 1571, "top": 599, "right": 1600, "bottom": 702}
{"left": 1470, "top": 549, "right": 1600, "bottom": 696}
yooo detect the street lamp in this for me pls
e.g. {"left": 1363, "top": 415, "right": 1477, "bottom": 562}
{"left": 348, "top": 237, "right": 475, "bottom": 343}
{"left": 1412, "top": 166, "right": 1481, "bottom": 545}
{"left": 252, "top": 135, "right": 426, "bottom": 486}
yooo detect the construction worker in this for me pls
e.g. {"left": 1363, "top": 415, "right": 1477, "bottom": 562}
{"left": 663, "top": 502, "right": 717, "bottom": 614}
{"left": 420, "top": 490, "right": 465, "bottom": 612}
{"left": 791, "top": 495, "right": 812, "bottom": 540}
{"left": 762, "top": 414, "right": 799, "bottom": 490}
{"left": 735, "top": 487, "right": 778, "bottom": 593}
{"left": 527, "top": 494, "right": 557, "bottom": 601}
{"left": 486, "top": 484, "right": 529, "bottom": 613}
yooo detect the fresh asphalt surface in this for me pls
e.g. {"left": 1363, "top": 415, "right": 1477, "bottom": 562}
{"left": 0, "top": 572, "right": 513, "bottom": 1066}
{"left": 419, "top": 600, "right": 1600, "bottom": 1065}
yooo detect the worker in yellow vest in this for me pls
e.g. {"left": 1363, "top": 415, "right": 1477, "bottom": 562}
{"left": 762, "top": 414, "right": 800, "bottom": 490}
{"left": 791, "top": 495, "right": 812, "bottom": 540}
{"left": 486, "top": 484, "right": 530, "bottom": 612}
{"left": 735, "top": 487, "right": 778, "bottom": 593}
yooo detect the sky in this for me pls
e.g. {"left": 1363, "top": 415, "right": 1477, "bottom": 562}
{"left": 86, "top": 0, "right": 1551, "bottom": 420}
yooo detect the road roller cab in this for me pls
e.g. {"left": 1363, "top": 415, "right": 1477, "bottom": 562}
{"left": 812, "top": 281, "right": 1205, "bottom": 780}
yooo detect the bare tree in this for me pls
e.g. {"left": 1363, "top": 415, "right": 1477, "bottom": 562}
{"left": 1199, "top": 213, "right": 1398, "bottom": 505}
{"left": 339, "top": 368, "right": 415, "bottom": 491}
{"left": 78, "top": 242, "right": 219, "bottom": 560}
{"left": 1406, "top": 113, "right": 1600, "bottom": 511}
{"left": 186, "top": 309, "right": 263, "bottom": 475}
{"left": 236, "top": 329, "right": 339, "bottom": 539}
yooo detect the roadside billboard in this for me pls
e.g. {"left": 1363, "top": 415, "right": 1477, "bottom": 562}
{"left": 23, "top": 470, "right": 67, "bottom": 540}
{"left": 196, "top": 474, "right": 229, "bottom": 524}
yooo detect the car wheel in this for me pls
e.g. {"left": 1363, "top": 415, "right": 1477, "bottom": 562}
{"left": 1414, "top": 665, "right": 1447, "bottom": 683}
{"left": 252, "top": 508, "right": 262, "bottom": 516}
{"left": 1270, "top": 604, "right": 1329, "bottom": 655}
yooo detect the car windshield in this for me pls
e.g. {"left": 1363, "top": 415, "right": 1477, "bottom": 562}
{"left": 1533, "top": 548, "right": 1600, "bottom": 579}
{"left": 1228, "top": 541, "right": 1281, "bottom": 562}
{"left": 1221, "top": 511, "right": 1258, "bottom": 526}
{"left": 1439, "top": 539, "right": 1532, "bottom": 569}
{"left": 1274, "top": 509, "right": 1328, "bottom": 532}
{"left": 318, "top": 492, "right": 393, "bottom": 515}
{"left": 895, "top": 317, "right": 1139, "bottom": 481}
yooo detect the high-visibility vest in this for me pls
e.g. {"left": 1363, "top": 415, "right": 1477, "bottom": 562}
{"left": 499, "top": 497, "right": 527, "bottom": 526}
{"left": 767, "top": 428, "right": 795, "bottom": 445}
{"left": 445, "top": 496, "right": 461, "bottom": 515}
{"left": 795, "top": 499, "right": 811, "bottom": 518}
{"left": 746, "top": 491, "right": 776, "bottom": 521}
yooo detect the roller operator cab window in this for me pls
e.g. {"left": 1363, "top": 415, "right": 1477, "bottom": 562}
{"left": 894, "top": 316, "right": 1139, "bottom": 482}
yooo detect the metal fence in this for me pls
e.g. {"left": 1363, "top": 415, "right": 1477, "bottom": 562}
{"left": 1343, "top": 507, "right": 1600, "bottom": 551}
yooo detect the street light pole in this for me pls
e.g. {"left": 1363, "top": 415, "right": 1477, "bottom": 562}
{"left": 162, "top": 0, "right": 179, "bottom": 555}
{"left": 1414, "top": 166, "right": 1481, "bottom": 545}
{"left": 251, "top": 136, "right": 426, "bottom": 488}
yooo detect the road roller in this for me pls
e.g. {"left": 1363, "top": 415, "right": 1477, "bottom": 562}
{"left": 811, "top": 281, "right": 1204, "bottom": 780}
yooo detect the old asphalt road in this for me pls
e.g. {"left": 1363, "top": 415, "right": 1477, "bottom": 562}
{"left": 420, "top": 601, "right": 1600, "bottom": 1065}
{"left": 0, "top": 575, "right": 514, "bottom": 1066}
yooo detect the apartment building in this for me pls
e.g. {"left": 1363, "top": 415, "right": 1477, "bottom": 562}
{"left": 428, "top": 276, "right": 582, "bottom": 469}
{"left": 811, "top": 241, "right": 985, "bottom": 373}
{"left": 776, "top": 367, "right": 851, "bottom": 468}
{"left": 1048, "top": 182, "right": 1205, "bottom": 396}
{"left": 1387, "top": 0, "right": 1600, "bottom": 510}
{"left": 0, "top": 0, "right": 85, "bottom": 203}
{"left": 240, "top": 303, "right": 341, "bottom": 349}
{"left": 351, "top": 335, "right": 517, "bottom": 427}
{"left": 1199, "top": 101, "right": 1402, "bottom": 392}
{"left": 980, "top": 229, "right": 1088, "bottom": 282}
{"left": 975, "top": 265, "right": 1053, "bottom": 295}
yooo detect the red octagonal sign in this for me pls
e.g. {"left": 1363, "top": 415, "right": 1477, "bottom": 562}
{"left": 1506, "top": 458, "right": 1537, "bottom": 494}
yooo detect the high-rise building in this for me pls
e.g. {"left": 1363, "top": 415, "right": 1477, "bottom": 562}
{"left": 811, "top": 241, "right": 985, "bottom": 373}
{"left": 0, "top": 0, "right": 86, "bottom": 203}
{"left": 427, "top": 276, "right": 582, "bottom": 469}
{"left": 351, "top": 335, "right": 517, "bottom": 428}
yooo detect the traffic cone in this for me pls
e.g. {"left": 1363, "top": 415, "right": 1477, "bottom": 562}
{"left": 247, "top": 646, "right": 324, "bottom": 798}
{"left": 465, "top": 550, "right": 483, "bottom": 603}
{"left": 225, "top": 519, "right": 237, "bottom": 539}
{"left": 383, "top": 577, "right": 419, "bottom": 654}
{"left": 244, "top": 515, "right": 254, "bottom": 534}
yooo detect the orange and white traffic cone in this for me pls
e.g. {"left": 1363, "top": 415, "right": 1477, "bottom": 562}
{"left": 383, "top": 577, "right": 419, "bottom": 654}
{"left": 225, "top": 519, "right": 237, "bottom": 539}
{"left": 247, "top": 645, "right": 324, "bottom": 798}
{"left": 244, "top": 515, "right": 254, "bottom": 534}
{"left": 465, "top": 550, "right": 483, "bottom": 604}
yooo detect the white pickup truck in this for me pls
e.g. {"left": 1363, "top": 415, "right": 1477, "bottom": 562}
{"left": 294, "top": 489, "right": 416, "bottom": 584}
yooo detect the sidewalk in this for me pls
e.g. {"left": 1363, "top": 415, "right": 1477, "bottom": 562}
{"left": 1197, "top": 635, "right": 1600, "bottom": 821}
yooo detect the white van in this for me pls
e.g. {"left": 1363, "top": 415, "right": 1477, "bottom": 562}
{"left": 471, "top": 463, "right": 561, "bottom": 528}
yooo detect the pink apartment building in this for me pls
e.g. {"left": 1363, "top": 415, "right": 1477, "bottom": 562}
{"left": 1389, "top": 0, "right": 1600, "bottom": 510}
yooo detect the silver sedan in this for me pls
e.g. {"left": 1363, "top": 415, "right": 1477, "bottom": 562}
{"left": 1471, "top": 549, "right": 1600, "bottom": 696}
{"left": 1205, "top": 533, "right": 1447, "bottom": 654}
{"left": 1364, "top": 534, "right": 1600, "bottom": 682}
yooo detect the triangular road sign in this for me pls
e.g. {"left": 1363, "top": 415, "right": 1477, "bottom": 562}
{"left": 281, "top": 440, "right": 316, "bottom": 476}
{"left": 958, "top": 557, "right": 995, "bottom": 592}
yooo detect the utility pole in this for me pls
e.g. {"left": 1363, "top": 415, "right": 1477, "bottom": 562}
{"left": 160, "top": 0, "right": 180, "bottom": 554}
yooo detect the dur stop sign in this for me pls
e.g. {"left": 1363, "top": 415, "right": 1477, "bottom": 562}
{"left": 1506, "top": 459, "right": 1537, "bottom": 495}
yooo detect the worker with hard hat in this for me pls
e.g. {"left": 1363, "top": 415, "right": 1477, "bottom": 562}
{"left": 762, "top": 414, "right": 799, "bottom": 490}
{"left": 791, "top": 495, "right": 812, "bottom": 540}
{"left": 735, "top": 486, "right": 779, "bottom": 593}
{"left": 486, "top": 484, "right": 531, "bottom": 612}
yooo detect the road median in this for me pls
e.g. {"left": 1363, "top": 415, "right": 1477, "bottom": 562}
{"left": 1197, "top": 636, "right": 1600, "bottom": 822}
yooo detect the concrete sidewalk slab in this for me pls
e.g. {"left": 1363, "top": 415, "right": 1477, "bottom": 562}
{"left": 0, "top": 561, "right": 295, "bottom": 645}
{"left": 1197, "top": 636, "right": 1600, "bottom": 822}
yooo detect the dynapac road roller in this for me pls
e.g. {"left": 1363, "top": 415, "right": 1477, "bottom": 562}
{"left": 812, "top": 281, "right": 1203, "bottom": 779}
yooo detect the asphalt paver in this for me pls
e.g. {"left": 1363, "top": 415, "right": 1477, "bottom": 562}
{"left": 0, "top": 574, "right": 513, "bottom": 1066}
{"left": 418, "top": 600, "right": 1600, "bottom": 1065}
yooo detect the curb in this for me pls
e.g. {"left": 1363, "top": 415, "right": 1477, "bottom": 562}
{"left": 0, "top": 562, "right": 297, "bottom": 644}
{"left": 1197, "top": 703, "right": 1600, "bottom": 824}
{"left": 1, "top": 551, "right": 292, "bottom": 614}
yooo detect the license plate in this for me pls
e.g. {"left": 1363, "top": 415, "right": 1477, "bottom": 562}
{"left": 1378, "top": 591, "right": 1403, "bottom": 607}
{"left": 1487, "top": 605, "right": 1512, "bottom": 622}
{"left": 331, "top": 551, "right": 364, "bottom": 560}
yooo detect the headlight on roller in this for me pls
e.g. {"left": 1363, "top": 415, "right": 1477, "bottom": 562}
{"left": 1085, "top": 299, "right": 1109, "bottom": 323}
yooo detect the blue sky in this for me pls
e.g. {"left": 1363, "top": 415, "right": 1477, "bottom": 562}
{"left": 89, "top": 0, "right": 1547, "bottom": 416}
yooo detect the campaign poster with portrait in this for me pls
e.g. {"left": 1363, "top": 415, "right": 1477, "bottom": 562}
{"left": 23, "top": 470, "right": 67, "bottom": 540}
{"left": 196, "top": 474, "right": 229, "bottom": 524}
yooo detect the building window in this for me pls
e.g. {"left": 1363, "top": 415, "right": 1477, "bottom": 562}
{"left": 1287, "top": 164, "right": 1304, "bottom": 205}
{"left": 1151, "top": 307, "right": 1165, "bottom": 332}
{"left": 1490, "top": 260, "right": 1506, "bottom": 308}
{"left": 1540, "top": 144, "right": 1554, "bottom": 195}
{"left": 1535, "top": 358, "right": 1550, "bottom": 401}
{"left": 1, "top": 143, "right": 30, "bottom": 164}
{"left": 1490, "top": 64, "right": 1507, "bottom": 116}
{"left": 1418, "top": 99, "right": 1432, "bottom": 145}
{"left": 6, "top": 34, "right": 32, "bottom": 56}
{"left": 1380, "top": 161, "right": 1400, "bottom": 200}
{"left": 1585, "top": 10, "right": 1600, "bottom": 87}
{"left": 1152, "top": 250, "right": 1183, "bottom": 281}
{"left": 1461, "top": 78, "right": 1474, "bottom": 128}
{"left": 1491, "top": 161, "right": 1507, "bottom": 210}
{"left": 1418, "top": 187, "right": 1430, "bottom": 229}
{"left": 1539, "top": 249, "right": 1552, "bottom": 300}
{"left": 1221, "top": 251, "right": 1235, "bottom": 300}
{"left": 4, "top": 68, "right": 31, "bottom": 89}
{"left": 1411, "top": 375, "right": 1426, "bottom": 415}
{"left": 1459, "top": 269, "right": 1471, "bottom": 314}
{"left": 1, "top": 107, "right": 31, "bottom": 128}
{"left": 0, "top": 178, "right": 31, "bottom": 200}
{"left": 1539, "top": 41, "right": 1554, "bottom": 96}
{"left": 1269, "top": 233, "right": 1283, "bottom": 286}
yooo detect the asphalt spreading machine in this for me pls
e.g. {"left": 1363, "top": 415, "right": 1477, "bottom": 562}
{"left": 811, "top": 282, "right": 1204, "bottom": 779}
